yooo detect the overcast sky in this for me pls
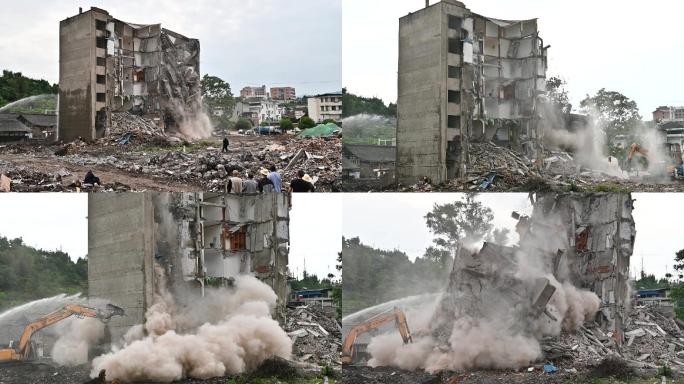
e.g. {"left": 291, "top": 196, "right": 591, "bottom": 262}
{"left": 0, "top": 194, "right": 88, "bottom": 260}
{"left": 343, "top": 193, "right": 684, "bottom": 280}
{"left": 290, "top": 193, "right": 342, "bottom": 280}
{"left": 342, "top": 0, "right": 684, "bottom": 116}
{"left": 0, "top": 0, "right": 341, "bottom": 96}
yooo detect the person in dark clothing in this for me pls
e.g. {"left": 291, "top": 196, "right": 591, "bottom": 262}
{"left": 290, "top": 170, "right": 315, "bottom": 192}
{"left": 84, "top": 170, "right": 101, "bottom": 185}
{"left": 258, "top": 168, "right": 275, "bottom": 193}
{"left": 222, "top": 137, "right": 229, "bottom": 152}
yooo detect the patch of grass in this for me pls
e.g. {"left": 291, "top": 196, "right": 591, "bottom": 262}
{"left": 564, "top": 182, "right": 586, "bottom": 192}
{"left": 659, "top": 363, "right": 673, "bottom": 378}
{"left": 587, "top": 183, "right": 632, "bottom": 193}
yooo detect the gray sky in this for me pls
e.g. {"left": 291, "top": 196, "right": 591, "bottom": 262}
{"left": 0, "top": 0, "right": 341, "bottom": 96}
{"left": 343, "top": 193, "right": 684, "bottom": 280}
{"left": 342, "top": 0, "right": 684, "bottom": 116}
{"left": 289, "top": 193, "right": 342, "bottom": 280}
{"left": 0, "top": 194, "right": 88, "bottom": 260}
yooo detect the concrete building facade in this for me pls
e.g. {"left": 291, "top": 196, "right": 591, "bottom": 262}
{"left": 240, "top": 85, "right": 268, "bottom": 99}
{"left": 653, "top": 106, "right": 684, "bottom": 123}
{"left": 396, "top": 0, "right": 547, "bottom": 184}
{"left": 270, "top": 87, "right": 296, "bottom": 101}
{"left": 58, "top": 7, "right": 201, "bottom": 141}
{"left": 88, "top": 192, "right": 291, "bottom": 339}
{"left": 307, "top": 93, "right": 343, "bottom": 122}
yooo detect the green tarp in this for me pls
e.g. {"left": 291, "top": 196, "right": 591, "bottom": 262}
{"left": 298, "top": 122, "right": 340, "bottom": 138}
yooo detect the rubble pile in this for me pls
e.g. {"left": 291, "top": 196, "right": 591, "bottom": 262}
{"left": 401, "top": 142, "right": 635, "bottom": 192}
{"left": 60, "top": 136, "right": 341, "bottom": 192}
{"left": 108, "top": 112, "right": 165, "bottom": 140}
{"left": 280, "top": 137, "right": 342, "bottom": 191}
{"left": 0, "top": 160, "right": 131, "bottom": 192}
{"left": 544, "top": 304, "right": 684, "bottom": 374}
{"left": 285, "top": 305, "right": 342, "bottom": 368}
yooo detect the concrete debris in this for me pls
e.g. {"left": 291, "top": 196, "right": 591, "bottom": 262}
{"left": 285, "top": 305, "right": 342, "bottom": 368}
{"left": 545, "top": 304, "right": 684, "bottom": 375}
{"left": 395, "top": 141, "right": 684, "bottom": 192}
{"left": 0, "top": 134, "right": 341, "bottom": 192}
{"left": 0, "top": 159, "right": 130, "bottom": 192}
{"left": 108, "top": 112, "right": 166, "bottom": 142}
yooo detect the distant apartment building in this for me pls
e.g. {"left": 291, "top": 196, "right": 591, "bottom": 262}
{"left": 270, "top": 87, "right": 296, "bottom": 101}
{"left": 240, "top": 85, "right": 268, "bottom": 99}
{"left": 307, "top": 93, "right": 343, "bottom": 122}
{"left": 231, "top": 100, "right": 284, "bottom": 125}
{"left": 58, "top": 7, "right": 201, "bottom": 141}
{"left": 396, "top": 0, "right": 547, "bottom": 184}
{"left": 653, "top": 106, "right": 684, "bottom": 122}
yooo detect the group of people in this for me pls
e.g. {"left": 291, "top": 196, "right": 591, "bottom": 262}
{"left": 226, "top": 165, "right": 316, "bottom": 194}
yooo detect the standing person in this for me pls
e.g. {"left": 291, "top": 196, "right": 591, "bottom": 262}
{"left": 222, "top": 136, "right": 229, "bottom": 153}
{"left": 267, "top": 164, "right": 282, "bottom": 192}
{"left": 258, "top": 168, "right": 275, "bottom": 193}
{"left": 226, "top": 170, "right": 243, "bottom": 194}
{"left": 290, "top": 170, "right": 315, "bottom": 192}
{"left": 243, "top": 172, "right": 258, "bottom": 194}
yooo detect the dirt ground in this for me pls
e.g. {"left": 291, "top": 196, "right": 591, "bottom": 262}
{"left": 0, "top": 133, "right": 341, "bottom": 192}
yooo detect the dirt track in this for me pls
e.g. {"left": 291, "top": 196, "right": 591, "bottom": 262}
{"left": 0, "top": 152, "right": 199, "bottom": 192}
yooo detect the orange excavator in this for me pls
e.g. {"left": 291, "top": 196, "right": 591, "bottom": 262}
{"left": 0, "top": 303, "right": 124, "bottom": 363}
{"left": 627, "top": 142, "right": 684, "bottom": 177}
{"left": 341, "top": 307, "right": 412, "bottom": 364}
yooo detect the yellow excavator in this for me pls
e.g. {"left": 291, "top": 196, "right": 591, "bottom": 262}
{"left": 627, "top": 142, "right": 684, "bottom": 177}
{"left": 341, "top": 307, "right": 412, "bottom": 364}
{"left": 0, "top": 303, "right": 124, "bottom": 363}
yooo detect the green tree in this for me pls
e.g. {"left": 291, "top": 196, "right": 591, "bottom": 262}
{"left": 546, "top": 76, "right": 571, "bottom": 115}
{"left": 235, "top": 118, "right": 252, "bottom": 131}
{"left": 580, "top": 88, "right": 642, "bottom": 148}
{"left": 299, "top": 116, "right": 316, "bottom": 129}
{"left": 280, "top": 117, "right": 294, "bottom": 131}
{"left": 322, "top": 118, "right": 337, "bottom": 125}
{"left": 342, "top": 88, "right": 395, "bottom": 118}
{"left": 424, "top": 194, "right": 494, "bottom": 257}
{"left": 200, "top": 74, "right": 236, "bottom": 117}
{"left": 0, "top": 70, "right": 58, "bottom": 108}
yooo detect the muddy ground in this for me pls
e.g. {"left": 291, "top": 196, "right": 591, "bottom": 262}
{"left": 0, "top": 133, "right": 341, "bottom": 192}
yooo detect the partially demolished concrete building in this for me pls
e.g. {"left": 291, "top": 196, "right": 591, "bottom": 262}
{"left": 397, "top": 0, "right": 547, "bottom": 184}
{"left": 87, "top": 192, "right": 290, "bottom": 340}
{"left": 431, "top": 193, "right": 635, "bottom": 347}
{"left": 59, "top": 7, "right": 201, "bottom": 141}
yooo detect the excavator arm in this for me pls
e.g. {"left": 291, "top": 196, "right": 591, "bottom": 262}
{"left": 341, "top": 307, "right": 412, "bottom": 364}
{"left": 627, "top": 143, "right": 648, "bottom": 162}
{"left": 1, "top": 303, "right": 124, "bottom": 362}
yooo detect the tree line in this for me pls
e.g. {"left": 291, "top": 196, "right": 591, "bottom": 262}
{"left": 0, "top": 236, "right": 87, "bottom": 311}
{"left": 0, "top": 70, "right": 58, "bottom": 108}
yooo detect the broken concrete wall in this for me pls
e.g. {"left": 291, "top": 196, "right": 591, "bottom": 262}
{"left": 88, "top": 193, "right": 155, "bottom": 341}
{"left": 58, "top": 7, "right": 200, "bottom": 140}
{"left": 397, "top": 0, "right": 547, "bottom": 184}
{"left": 530, "top": 193, "right": 635, "bottom": 343}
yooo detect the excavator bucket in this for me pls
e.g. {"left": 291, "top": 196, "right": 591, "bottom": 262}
{"left": 100, "top": 304, "right": 125, "bottom": 320}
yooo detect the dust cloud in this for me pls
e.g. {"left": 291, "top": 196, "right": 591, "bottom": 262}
{"left": 366, "top": 208, "right": 601, "bottom": 372}
{"left": 90, "top": 265, "right": 292, "bottom": 382}
{"left": 52, "top": 317, "right": 105, "bottom": 366}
